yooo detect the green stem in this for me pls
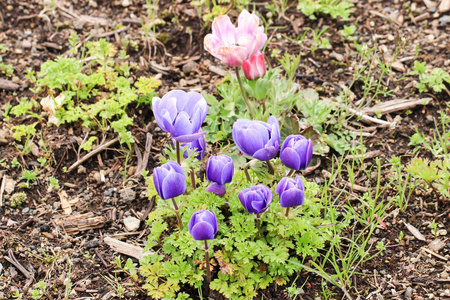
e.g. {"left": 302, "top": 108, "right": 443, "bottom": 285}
{"left": 176, "top": 140, "right": 181, "bottom": 165}
{"left": 267, "top": 160, "right": 274, "bottom": 175}
{"left": 204, "top": 240, "right": 211, "bottom": 287}
{"left": 287, "top": 169, "right": 295, "bottom": 177}
{"left": 244, "top": 161, "right": 252, "bottom": 182}
{"left": 171, "top": 198, "right": 183, "bottom": 231}
{"left": 255, "top": 214, "right": 261, "bottom": 240}
{"left": 190, "top": 169, "right": 196, "bottom": 189}
{"left": 235, "top": 67, "right": 255, "bottom": 118}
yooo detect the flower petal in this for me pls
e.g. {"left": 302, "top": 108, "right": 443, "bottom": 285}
{"left": 161, "top": 172, "right": 186, "bottom": 200}
{"left": 279, "top": 188, "right": 304, "bottom": 208}
{"left": 191, "top": 221, "right": 215, "bottom": 240}
{"left": 206, "top": 182, "right": 226, "bottom": 196}
{"left": 281, "top": 147, "right": 301, "bottom": 170}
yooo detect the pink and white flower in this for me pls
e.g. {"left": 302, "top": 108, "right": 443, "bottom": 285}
{"left": 204, "top": 10, "right": 267, "bottom": 67}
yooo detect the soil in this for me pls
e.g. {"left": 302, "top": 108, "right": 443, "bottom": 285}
{"left": 0, "top": 0, "right": 449, "bottom": 299}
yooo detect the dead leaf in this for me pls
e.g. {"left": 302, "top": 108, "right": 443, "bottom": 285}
{"left": 4, "top": 176, "right": 17, "bottom": 195}
{"left": 404, "top": 222, "right": 427, "bottom": 241}
{"left": 428, "top": 239, "right": 446, "bottom": 252}
{"left": 59, "top": 190, "right": 72, "bottom": 215}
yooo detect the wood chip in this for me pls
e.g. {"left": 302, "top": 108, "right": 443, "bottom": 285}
{"left": 439, "top": 0, "right": 450, "bottom": 13}
{"left": 103, "top": 236, "right": 153, "bottom": 260}
{"left": 421, "top": 247, "right": 448, "bottom": 261}
{"left": 59, "top": 190, "right": 72, "bottom": 215}
{"left": 0, "top": 78, "right": 20, "bottom": 90}
{"left": 362, "top": 98, "right": 431, "bottom": 116}
{"left": 404, "top": 222, "right": 427, "bottom": 241}
{"left": 53, "top": 212, "right": 105, "bottom": 234}
{"left": 428, "top": 239, "right": 446, "bottom": 252}
{"left": 209, "top": 65, "right": 226, "bottom": 76}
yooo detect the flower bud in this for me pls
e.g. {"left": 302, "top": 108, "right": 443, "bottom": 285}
{"left": 239, "top": 185, "right": 272, "bottom": 214}
{"left": 153, "top": 161, "right": 186, "bottom": 200}
{"left": 189, "top": 209, "right": 218, "bottom": 240}
{"left": 275, "top": 176, "right": 305, "bottom": 208}
{"left": 242, "top": 51, "right": 266, "bottom": 80}
{"left": 280, "top": 135, "right": 313, "bottom": 171}
{"left": 206, "top": 155, "right": 234, "bottom": 196}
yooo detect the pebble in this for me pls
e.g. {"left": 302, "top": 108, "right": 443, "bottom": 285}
{"left": 405, "top": 286, "right": 413, "bottom": 299}
{"left": 40, "top": 224, "right": 51, "bottom": 232}
{"left": 22, "top": 40, "right": 32, "bottom": 49}
{"left": 78, "top": 165, "right": 86, "bottom": 174}
{"left": 22, "top": 207, "right": 30, "bottom": 214}
{"left": 441, "top": 271, "right": 449, "bottom": 279}
{"left": 182, "top": 61, "right": 198, "bottom": 74}
{"left": 61, "top": 242, "right": 73, "bottom": 249}
{"left": 120, "top": 189, "right": 136, "bottom": 202}
{"left": 439, "top": 15, "right": 450, "bottom": 26}
{"left": 122, "top": 0, "right": 130, "bottom": 6}
{"left": 104, "top": 188, "right": 115, "bottom": 197}
{"left": 85, "top": 239, "right": 99, "bottom": 249}
{"left": 124, "top": 216, "right": 140, "bottom": 232}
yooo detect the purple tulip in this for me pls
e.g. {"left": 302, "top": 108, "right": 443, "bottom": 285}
{"left": 188, "top": 209, "right": 218, "bottom": 240}
{"left": 239, "top": 185, "right": 272, "bottom": 214}
{"left": 232, "top": 116, "right": 280, "bottom": 161}
{"left": 205, "top": 155, "right": 234, "bottom": 196}
{"left": 152, "top": 90, "right": 208, "bottom": 143}
{"left": 275, "top": 176, "right": 305, "bottom": 207}
{"left": 280, "top": 135, "right": 313, "bottom": 171}
{"left": 153, "top": 161, "right": 186, "bottom": 200}
{"left": 175, "top": 134, "right": 206, "bottom": 160}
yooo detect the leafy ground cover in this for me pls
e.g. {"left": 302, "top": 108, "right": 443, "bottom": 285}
{"left": 0, "top": 0, "right": 449, "bottom": 299}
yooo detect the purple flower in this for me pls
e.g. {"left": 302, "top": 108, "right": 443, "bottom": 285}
{"left": 275, "top": 176, "right": 305, "bottom": 208}
{"left": 188, "top": 209, "right": 219, "bottom": 240}
{"left": 205, "top": 155, "right": 234, "bottom": 196}
{"left": 152, "top": 90, "right": 208, "bottom": 143}
{"left": 280, "top": 135, "right": 313, "bottom": 171}
{"left": 239, "top": 185, "right": 272, "bottom": 214}
{"left": 175, "top": 134, "right": 206, "bottom": 160}
{"left": 232, "top": 116, "right": 280, "bottom": 161}
{"left": 153, "top": 161, "right": 186, "bottom": 200}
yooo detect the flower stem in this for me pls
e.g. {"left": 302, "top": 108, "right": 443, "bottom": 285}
{"left": 285, "top": 207, "right": 290, "bottom": 217}
{"left": 267, "top": 160, "right": 274, "bottom": 175}
{"left": 204, "top": 240, "right": 211, "bottom": 286}
{"left": 287, "top": 169, "right": 295, "bottom": 177}
{"left": 171, "top": 198, "right": 183, "bottom": 231}
{"left": 244, "top": 161, "right": 252, "bottom": 182}
{"left": 235, "top": 67, "right": 255, "bottom": 118}
{"left": 190, "top": 169, "right": 196, "bottom": 189}
{"left": 255, "top": 214, "right": 261, "bottom": 240}
{"left": 175, "top": 140, "right": 181, "bottom": 165}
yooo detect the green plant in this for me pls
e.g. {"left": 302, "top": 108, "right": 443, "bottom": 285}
{"left": 388, "top": 156, "right": 418, "bottom": 211}
{"left": 29, "top": 281, "right": 46, "bottom": 299}
{"left": 21, "top": 168, "right": 39, "bottom": 186}
{"left": 48, "top": 177, "right": 60, "bottom": 189}
{"left": 430, "top": 220, "right": 438, "bottom": 237}
{"left": 141, "top": 158, "right": 344, "bottom": 299}
{"left": 101, "top": 273, "right": 125, "bottom": 298}
{"left": 297, "top": 0, "right": 354, "bottom": 20}
{"left": 64, "top": 258, "right": 73, "bottom": 300}
{"left": 340, "top": 24, "right": 356, "bottom": 41}
{"left": 411, "top": 61, "right": 450, "bottom": 95}
{"left": 10, "top": 192, "right": 27, "bottom": 208}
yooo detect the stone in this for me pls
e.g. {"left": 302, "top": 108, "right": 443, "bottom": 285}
{"left": 439, "top": 15, "right": 450, "bottom": 27}
{"left": 124, "top": 216, "right": 140, "bottom": 232}
{"left": 22, "top": 40, "right": 32, "bottom": 49}
{"left": 182, "top": 61, "right": 198, "bottom": 74}
{"left": 78, "top": 165, "right": 86, "bottom": 174}
{"left": 120, "top": 189, "right": 136, "bottom": 202}
{"left": 405, "top": 286, "right": 413, "bottom": 299}
{"left": 85, "top": 239, "right": 99, "bottom": 249}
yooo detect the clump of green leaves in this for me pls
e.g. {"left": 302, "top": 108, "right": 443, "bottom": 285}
{"left": 29, "top": 281, "right": 46, "bottom": 299}
{"left": 0, "top": 43, "right": 14, "bottom": 77}
{"left": 406, "top": 157, "right": 450, "bottom": 206}
{"left": 141, "top": 159, "right": 344, "bottom": 299}
{"left": 340, "top": 24, "right": 356, "bottom": 41}
{"left": 10, "top": 192, "right": 27, "bottom": 208}
{"left": 297, "top": 0, "right": 354, "bottom": 20}
{"left": 28, "top": 38, "right": 161, "bottom": 148}
{"left": 411, "top": 61, "right": 450, "bottom": 94}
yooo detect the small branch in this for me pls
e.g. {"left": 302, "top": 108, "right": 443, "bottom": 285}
{"left": 347, "top": 107, "right": 394, "bottom": 128}
{"left": 134, "top": 133, "right": 153, "bottom": 177}
{"left": 176, "top": 140, "right": 181, "bottom": 165}
{"left": 5, "top": 249, "right": 34, "bottom": 279}
{"left": 0, "top": 174, "right": 5, "bottom": 207}
{"left": 67, "top": 137, "right": 119, "bottom": 172}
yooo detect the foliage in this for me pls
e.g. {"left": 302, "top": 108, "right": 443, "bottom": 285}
{"left": 10, "top": 192, "right": 27, "bottom": 208}
{"left": 141, "top": 158, "right": 345, "bottom": 299}
{"left": 27, "top": 38, "right": 161, "bottom": 147}
{"left": 411, "top": 61, "right": 450, "bottom": 94}
{"left": 297, "top": 0, "right": 354, "bottom": 20}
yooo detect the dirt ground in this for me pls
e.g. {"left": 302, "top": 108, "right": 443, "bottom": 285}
{"left": 0, "top": 0, "right": 449, "bottom": 299}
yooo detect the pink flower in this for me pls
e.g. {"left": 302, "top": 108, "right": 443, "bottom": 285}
{"left": 204, "top": 10, "right": 267, "bottom": 67}
{"left": 242, "top": 51, "right": 266, "bottom": 80}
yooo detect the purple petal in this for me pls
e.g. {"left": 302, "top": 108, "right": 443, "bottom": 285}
{"left": 279, "top": 188, "right": 305, "bottom": 208}
{"left": 206, "top": 182, "right": 226, "bottom": 196}
{"left": 173, "top": 130, "right": 207, "bottom": 143}
{"left": 275, "top": 177, "right": 290, "bottom": 195}
{"left": 190, "top": 221, "right": 215, "bottom": 240}
{"left": 281, "top": 147, "right": 301, "bottom": 170}
{"left": 161, "top": 172, "right": 186, "bottom": 200}
{"left": 220, "top": 161, "right": 234, "bottom": 184}
{"left": 252, "top": 146, "right": 277, "bottom": 161}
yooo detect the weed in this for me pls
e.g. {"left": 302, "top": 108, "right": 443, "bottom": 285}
{"left": 297, "top": 0, "right": 354, "bottom": 20}
{"left": 9, "top": 192, "right": 27, "bottom": 208}
{"left": 411, "top": 61, "right": 450, "bottom": 95}
{"left": 29, "top": 281, "right": 46, "bottom": 299}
